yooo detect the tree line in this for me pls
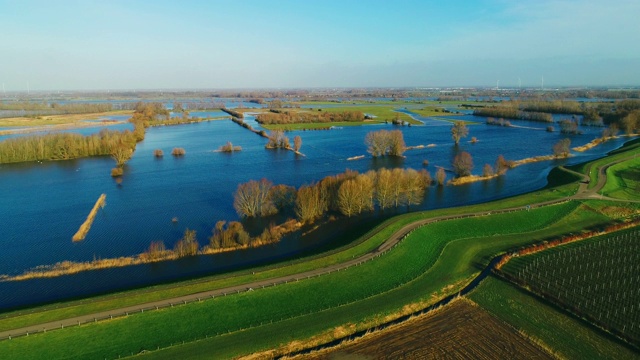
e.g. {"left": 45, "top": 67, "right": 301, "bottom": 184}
{"left": 0, "top": 129, "right": 136, "bottom": 164}
{"left": 473, "top": 107, "right": 553, "bottom": 122}
{"left": 233, "top": 167, "right": 432, "bottom": 223}
{"left": 256, "top": 110, "right": 365, "bottom": 125}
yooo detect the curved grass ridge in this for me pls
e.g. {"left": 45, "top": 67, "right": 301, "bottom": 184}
{"left": 0, "top": 202, "right": 604, "bottom": 360}
{"left": 71, "top": 194, "right": 106, "bottom": 242}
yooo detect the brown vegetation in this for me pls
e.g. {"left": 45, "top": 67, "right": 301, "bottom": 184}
{"left": 173, "top": 229, "right": 199, "bottom": 257}
{"left": 436, "top": 167, "right": 446, "bottom": 186}
{"left": 293, "top": 135, "right": 302, "bottom": 152}
{"left": 72, "top": 194, "right": 106, "bottom": 242}
{"left": 452, "top": 151, "right": 473, "bottom": 177}
{"left": 559, "top": 118, "right": 582, "bottom": 135}
{"left": 486, "top": 117, "right": 512, "bottom": 127}
{"left": 110, "top": 167, "right": 123, "bottom": 177}
{"left": 451, "top": 121, "right": 469, "bottom": 145}
{"left": 552, "top": 138, "right": 571, "bottom": 158}
{"left": 0, "top": 129, "right": 137, "bottom": 164}
{"left": 266, "top": 130, "right": 290, "bottom": 149}
{"left": 153, "top": 149, "right": 164, "bottom": 157}
{"left": 218, "top": 141, "right": 242, "bottom": 152}
{"left": 171, "top": 147, "right": 186, "bottom": 156}
{"left": 365, "top": 129, "right": 405, "bottom": 157}
{"left": 233, "top": 179, "right": 278, "bottom": 217}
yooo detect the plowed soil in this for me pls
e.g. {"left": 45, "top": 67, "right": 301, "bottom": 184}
{"left": 305, "top": 299, "right": 554, "bottom": 360}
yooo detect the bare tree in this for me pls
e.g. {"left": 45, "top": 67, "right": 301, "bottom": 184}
{"left": 483, "top": 164, "right": 495, "bottom": 177}
{"left": 365, "top": 130, "right": 388, "bottom": 157}
{"left": 402, "top": 169, "right": 429, "bottom": 207}
{"left": 452, "top": 151, "right": 474, "bottom": 177}
{"left": 436, "top": 167, "right": 446, "bottom": 186}
{"left": 451, "top": 121, "right": 469, "bottom": 145}
{"left": 295, "top": 184, "right": 326, "bottom": 223}
{"left": 553, "top": 138, "right": 571, "bottom": 158}
{"left": 388, "top": 130, "right": 406, "bottom": 156}
{"left": 110, "top": 144, "right": 133, "bottom": 167}
{"left": 233, "top": 179, "right": 277, "bottom": 217}
{"left": 174, "top": 229, "right": 198, "bottom": 257}
{"left": 337, "top": 174, "right": 374, "bottom": 217}
{"left": 365, "top": 130, "right": 405, "bottom": 157}
{"left": 293, "top": 135, "right": 302, "bottom": 152}
{"left": 621, "top": 113, "right": 638, "bottom": 135}
{"left": 495, "top": 155, "right": 509, "bottom": 175}
{"left": 375, "top": 168, "right": 394, "bottom": 209}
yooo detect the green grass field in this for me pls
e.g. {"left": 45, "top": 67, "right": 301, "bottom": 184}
{"left": 469, "top": 276, "right": 638, "bottom": 360}
{"left": 601, "top": 156, "right": 640, "bottom": 200}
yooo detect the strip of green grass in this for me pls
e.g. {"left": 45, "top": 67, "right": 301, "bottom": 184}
{"left": 469, "top": 276, "right": 637, "bottom": 360}
{"left": 601, "top": 156, "right": 640, "bottom": 200}
{"left": 569, "top": 137, "right": 640, "bottom": 189}
{"left": 0, "top": 201, "right": 616, "bottom": 359}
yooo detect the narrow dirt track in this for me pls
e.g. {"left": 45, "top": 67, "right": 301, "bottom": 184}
{"left": 0, "top": 153, "right": 636, "bottom": 341}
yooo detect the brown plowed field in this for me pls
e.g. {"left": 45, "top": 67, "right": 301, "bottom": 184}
{"left": 304, "top": 299, "right": 554, "bottom": 360}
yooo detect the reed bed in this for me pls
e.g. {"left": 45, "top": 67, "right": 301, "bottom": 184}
{"left": 71, "top": 194, "right": 106, "bottom": 242}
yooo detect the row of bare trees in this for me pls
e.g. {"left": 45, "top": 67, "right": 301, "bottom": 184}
{"left": 233, "top": 168, "right": 433, "bottom": 221}
{"left": 266, "top": 130, "right": 302, "bottom": 152}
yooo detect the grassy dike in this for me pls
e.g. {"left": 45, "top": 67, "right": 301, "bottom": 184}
{"left": 0, "top": 199, "right": 619, "bottom": 359}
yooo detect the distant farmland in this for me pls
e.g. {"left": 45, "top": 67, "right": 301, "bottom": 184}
{"left": 501, "top": 227, "right": 640, "bottom": 345}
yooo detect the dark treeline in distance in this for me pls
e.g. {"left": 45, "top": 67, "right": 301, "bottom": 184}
{"left": 473, "top": 107, "right": 553, "bottom": 122}
{"left": 256, "top": 110, "right": 364, "bottom": 125}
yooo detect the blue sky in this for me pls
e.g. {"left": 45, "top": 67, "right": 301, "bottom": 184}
{"left": 1, "top": 0, "right": 639, "bottom": 90}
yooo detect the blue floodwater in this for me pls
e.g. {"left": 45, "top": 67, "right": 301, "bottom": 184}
{"left": 0, "top": 108, "right": 631, "bottom": 309}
